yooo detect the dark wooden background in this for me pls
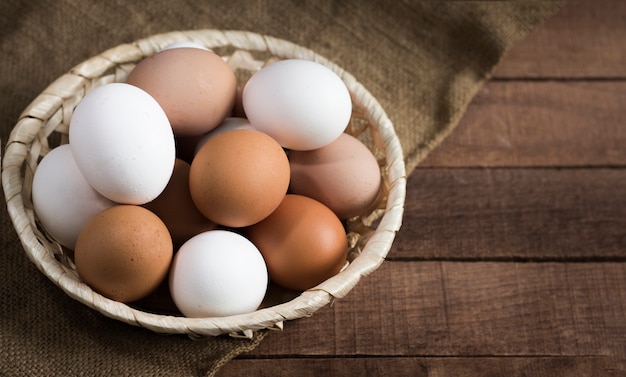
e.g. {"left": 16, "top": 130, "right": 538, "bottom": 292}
{"left": 220, "top": 1, "right": 626, "bottom": 376}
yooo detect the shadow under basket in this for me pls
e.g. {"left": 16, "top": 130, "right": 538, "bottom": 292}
{"left": 1, "top": 29, "right": 406, "bottom": 338}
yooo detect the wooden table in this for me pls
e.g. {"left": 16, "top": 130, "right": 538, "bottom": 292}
{"left": 220, "top": 1, "right": 626, "bottom": 375}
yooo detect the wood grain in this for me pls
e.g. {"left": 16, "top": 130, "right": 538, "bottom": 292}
{"left": 493, "top": 0, "right": 626, "bottom": 78}
{"left": 219, "top": 357, "right": 626, "bottom": 377}
{"left": 391, "top": 168, "right": 626, "bottom": 260}
{"left": 420, "top": 81, "right": 626, "bottom": 168}
{"left": 249, "top": 262, "right": 626, "bottom": 357}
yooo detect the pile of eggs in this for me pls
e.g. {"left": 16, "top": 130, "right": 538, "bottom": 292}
{"left": 32, "top": 42, "right": 382, "bottom": 318}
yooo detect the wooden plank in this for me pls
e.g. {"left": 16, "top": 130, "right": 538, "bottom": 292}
{"left": 419, "top": 81, "right": 626, "bottom": 168}
{"left": 219, "top": 356, "right": 626, "bottom": 377}
{"left": 492, "top": 0, "right": 626, "bottom": 78}
{"left": 250, "top": 262, "right": 626, "bottom": 357}
{"left": 392, "top": 168, "right": 626, "bottom": 260}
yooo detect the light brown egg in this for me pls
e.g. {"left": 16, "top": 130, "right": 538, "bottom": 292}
{"left": 289, "top": 132, "right": 382, "bottom": 219}
{"left": 126, "top": 47, "right": 237, "bottom": 136}
{"left": 244, "top": 194, "right": 348, "bottom": 291}
{"left": 189, "top": 129, "right": 290, "bottom": 228}
{"left": 143, "top": 159, "right": 216, "bottom": 249}
{"left": 74, "top": 205, "right": 173, "bottom": 302}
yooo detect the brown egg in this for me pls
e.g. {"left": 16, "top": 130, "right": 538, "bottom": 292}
{"left": 244, "top": 194, "right": 348, "bottom": 291}
{"left": 126, "top": 47, "right": 237, "bottom": 136}
{"left": 74, "top": 205, "right": 173, "bottom": 302}
{"left": 189, "top": 129, "right": 290, "bottom": 228}
{"left": 143, "top": 159, "right": 216, "bottom": 249}
{"left": 289, "top": 132, "right": 382, "bottom": 219}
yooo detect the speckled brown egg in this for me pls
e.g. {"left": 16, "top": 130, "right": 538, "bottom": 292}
{"left": 244, "top": 194, "right": 348, "bottom": 291}
{"left": 74, "top": 205, "right": 173, "bottom": 302}
{"left": 143, "top": 159, "right": 216, "bottom": 249}
{"left": 289, "top": 132, "right": 382, "bottom": 219}
{"left": 126, "top": 47, "right": 237, "bottom": 136}
{"left": 189, "top": 129, "right": 290, "bottom": 228}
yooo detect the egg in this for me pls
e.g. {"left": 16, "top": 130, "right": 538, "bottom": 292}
{"left": 289, "top": 133, "right": 382, "bottom": 219}
{"left": 142, "top": 159, "right": 216, "bottom": 249}
{"left": 31, "top": 144, "right": 115, "bottom": 250}
{"left": 189, "top": 129, "right": 290, "bottom": 228}
{"left": 126, "top": 47, "right": 237, "bottom": 136}
{"left": 69, "top": 83, "right": 176, "bottom": 205}
{"left": 74, "top": 205, "right": 173, "bottom": 302}
{"left": 194, "top": 117, "right": 255, "bottom": 156}
{"left": 244, "top": 194, "right": 348, "bottom": 291}
{"left": 242, "top": 59, "right": 352, "bottom": 151}
{"left": 169, "top": 230, "right": 268, "bottom": 317}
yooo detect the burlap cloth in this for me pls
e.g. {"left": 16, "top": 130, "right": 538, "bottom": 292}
{"left": 0, "top": 1, "right": 564, "bottom": 376}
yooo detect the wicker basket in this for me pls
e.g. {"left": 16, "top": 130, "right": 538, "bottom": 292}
{"left": 2, "top": 30, "right": 406, "bottom": 338}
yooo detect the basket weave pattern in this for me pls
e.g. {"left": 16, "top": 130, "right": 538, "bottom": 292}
{"left": 2, "top": 30, "right": 406, "bottom": 337}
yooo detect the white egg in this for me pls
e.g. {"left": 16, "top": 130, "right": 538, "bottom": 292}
{"left": 194, "top": 117, "right": 255, "bottom": 155}
{"left": 32, "top": 144, "right": 115, "bottom": 250}
{"left": 242, "top": 59, "right": 352, "bottom": 151}
{"left": 69, "top": 83, "right": 176, "bottom": 205}
{"left": 169, "top": 230, "right": 268, "bottom": 318}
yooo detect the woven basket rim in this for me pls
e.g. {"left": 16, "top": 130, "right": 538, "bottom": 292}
{"left": 1, "top": 29, "right": 406, "bottom": 337}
